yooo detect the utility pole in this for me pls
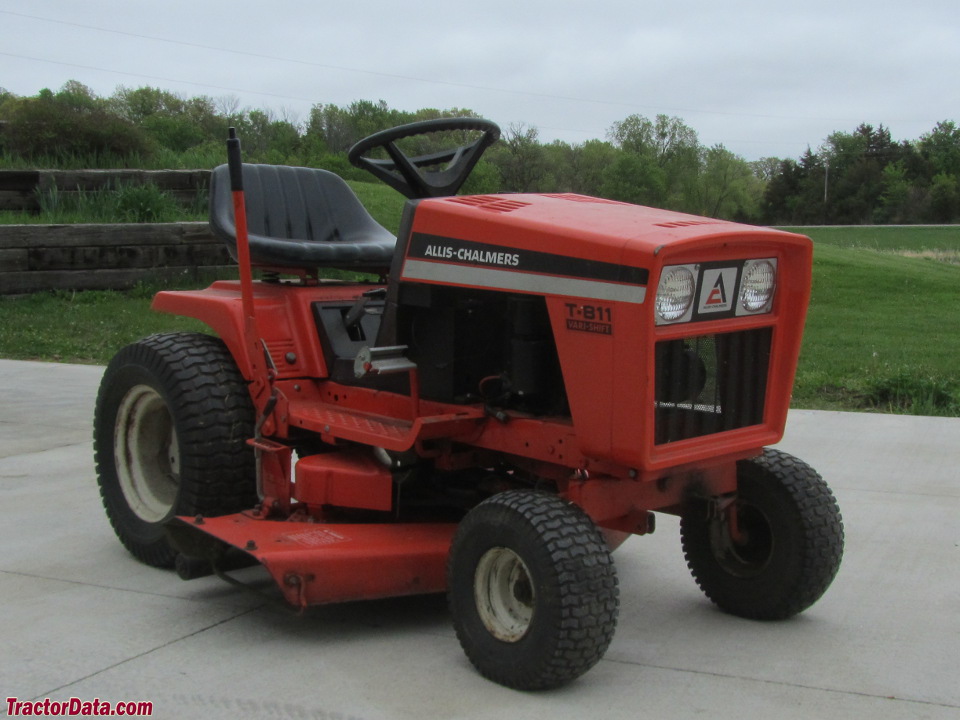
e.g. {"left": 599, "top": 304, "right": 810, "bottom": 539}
{"left": 823, "top": 156, "right": 830, "bottom": 204}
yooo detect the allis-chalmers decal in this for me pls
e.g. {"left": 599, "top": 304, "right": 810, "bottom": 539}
{"left": 403, "top": 233, "right": 648, "bottom": 307}
{"left": 697, "top": 267, "right": 738, "bottom": 314}
{"left": 422, "top": 243, "right": 521, "bottom": 267}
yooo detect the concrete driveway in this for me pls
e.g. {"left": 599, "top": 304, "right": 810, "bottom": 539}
{"left": 1, "top": 358, "right": 957, "bottom": 719}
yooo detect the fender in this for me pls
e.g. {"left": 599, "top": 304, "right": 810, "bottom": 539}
{"left": 152, "top": 280, "right": 379, "bottom": 383}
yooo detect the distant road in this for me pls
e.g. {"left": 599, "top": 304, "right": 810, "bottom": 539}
{"left": 775, "top": 224, "right": 960, "bottom": 229}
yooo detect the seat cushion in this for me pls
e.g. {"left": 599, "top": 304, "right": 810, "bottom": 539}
{"left": 209, "top": 163, "right": 397, "bottom": 271}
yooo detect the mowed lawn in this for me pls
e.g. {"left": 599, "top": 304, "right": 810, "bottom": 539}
{"left": 784, "top": 226, "right": 960, "bottom": 414}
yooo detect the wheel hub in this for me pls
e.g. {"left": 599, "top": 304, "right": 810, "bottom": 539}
{"left": 114, "top": 385, "right": 180, "bottom": 523}
{"left": 474, "top": 547, "right": 535, "bottom": 642}
{"left": 711, "top": 502, "right": 775, "bottom": 578}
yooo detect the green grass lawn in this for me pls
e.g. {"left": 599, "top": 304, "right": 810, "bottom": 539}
{"left": 1, "top": 191, "right": 957, "bottom": 415}
{"left": 347, "top": 180, "right": 406, "bottom": 234}
{"left": 793, "top": 241, "right": 960, "bottom": 414}
{"left": 781, "top": 225, "right": 960, "bottom": 254}
{"left": 0, "top": 286, "right": 208, "bottom": 364}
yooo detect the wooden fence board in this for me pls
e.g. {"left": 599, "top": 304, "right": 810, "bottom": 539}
{"left": 0, "top": 171, "right": 41, "bottom": 190}
{"left": 0, "top": 266, "right": 235, "bottom": 295}
{"left": 0, "top": 248, "right": 28, "bottom": 272}
{"left": 0, "top": 222, "right": 213, "bottom": 249}
{"left": 0, "top": 221, "right": 233, "bottom": 295}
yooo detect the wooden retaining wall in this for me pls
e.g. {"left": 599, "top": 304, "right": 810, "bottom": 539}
{"left": 0, "top": 222, "right": 233, "bottom": 295}
{"left": 0, "top": 169, "right": 210, "bottom": 212}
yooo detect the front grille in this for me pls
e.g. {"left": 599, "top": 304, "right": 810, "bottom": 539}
{"left": 654, "top": 328, "right": 771, "bottom": 444}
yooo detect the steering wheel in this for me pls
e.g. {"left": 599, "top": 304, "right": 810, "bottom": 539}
{"left": 348, "top": 118, "right": 501, "bottom": 199}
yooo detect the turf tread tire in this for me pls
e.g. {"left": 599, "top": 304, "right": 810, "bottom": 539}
{"left": 680, "top": 448, "right": 843, "bottom": 620}
{"left": 93, "top": 332, "right": 256, "bottom": 568}
{"left": 448, "top": 490, "right": 619, "bottom": 690}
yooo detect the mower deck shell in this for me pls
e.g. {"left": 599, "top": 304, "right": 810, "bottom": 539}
{"left": 169, "top": 514, "right": 456, "bottom": 608}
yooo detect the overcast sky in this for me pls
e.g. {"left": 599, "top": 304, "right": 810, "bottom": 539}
{"left": 2, "top": 0, "right": 958, "bottom": 161}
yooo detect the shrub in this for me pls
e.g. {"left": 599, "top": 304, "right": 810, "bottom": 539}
{"left": 115, "top": 183, "right": 181, "bottom": 223}
{"left": 1, "top": 93, "right": 152, "bottom": 163}
{"left": 860, "top": 368, "right": 959, "bottom": 416}
{"left": 28, "top": 182, "right": 198, "bottom": 224}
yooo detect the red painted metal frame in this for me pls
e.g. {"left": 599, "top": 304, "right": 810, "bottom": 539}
{"left": 404, "top": 193, "right": 813, "bottom": 474}
{"left": 180, "top": 514, "right": 456, "bottom": 608}
{"left": 155, "top": 192, "right": 812, "bottom": 608}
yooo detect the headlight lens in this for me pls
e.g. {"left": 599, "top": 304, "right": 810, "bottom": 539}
{"left": 739, "top": 259, "right": 777, "bottom": 312}
{"left": 656, "top": 265, "right": 696, "bottom": 323}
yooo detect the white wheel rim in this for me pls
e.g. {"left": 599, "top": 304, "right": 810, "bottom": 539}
{"left": 114, "top": 385, "right": 180, "bottom": 523}
{"left": 474, "top": 547, "right": 535, "bottom": 642}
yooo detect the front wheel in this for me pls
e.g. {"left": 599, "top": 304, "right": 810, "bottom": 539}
{"left": 93, "top": 333, "right": 257, "bottom": 568}
{"left": 448, "top": 491, "right": 619, "bottom": 690}
{"left": 680, "top": 448, "right": 844, "bottom": 620}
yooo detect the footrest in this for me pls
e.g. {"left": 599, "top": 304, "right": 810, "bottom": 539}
{"left": 288, "top": 400, "right": 484, "bottom": 451}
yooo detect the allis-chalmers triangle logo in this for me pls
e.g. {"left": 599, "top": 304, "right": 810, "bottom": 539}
{"left": 698, "top": 268, "right": 738, "bottom": 313}
{"left": 705, "top": 275, "right": 727, "bottom": 306}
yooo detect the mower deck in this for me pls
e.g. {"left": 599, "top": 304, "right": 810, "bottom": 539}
{"left": 168, "top": 514, "right": 456, "bottom": 608}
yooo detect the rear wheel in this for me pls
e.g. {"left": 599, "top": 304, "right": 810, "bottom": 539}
{"left": 93, "top": 333, "right": 256, "bottom": 567}
{"left": 448, "top": 491, "right": 619, "bottom": 690}
{"left": 680, "top": 448, "right": 843, "bottom": 620}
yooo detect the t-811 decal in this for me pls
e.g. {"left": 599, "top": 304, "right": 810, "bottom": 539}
{"left": 564, "top": 303, "right": 613, "bottom": 335}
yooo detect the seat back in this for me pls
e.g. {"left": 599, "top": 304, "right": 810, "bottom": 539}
{"left": 209, "top": 163, "right": 397, "bottom": 272}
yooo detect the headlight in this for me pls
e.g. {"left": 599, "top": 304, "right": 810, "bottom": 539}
{"left": 655, "top": 265, "right": 696, "bottom": 323}
{"left": 738, "top": 259, "right": 777, "bottom": 313}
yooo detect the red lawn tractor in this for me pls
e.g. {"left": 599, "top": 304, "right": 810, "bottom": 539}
{"left": 94, "top": 118, "right": 843, "bottom": 690}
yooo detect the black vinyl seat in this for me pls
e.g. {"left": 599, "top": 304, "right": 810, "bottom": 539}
{"left": 209, "top": 163, "right": 397, "bottom": 272}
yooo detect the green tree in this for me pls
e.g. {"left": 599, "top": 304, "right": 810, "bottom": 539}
{"left": 460, "top": 159, "right": 501, "bottom": 195}
{"left": 142, "top": 114, "right": 205, "bottom": 152}
{"left": 600, "top": 152, "right": 666, "bottom": 205}
{"left": 760, "top": 158, "right": 801, "bottom": 223}
{"left": 0, "top": 82, "right": 150, "bottom": 163}
{"left": 109, "top": 86, "right": 177, "bottom": 123}
{"left": 696, "top": 145, "right": 761, "bottom": 220}
{"left": 750, "top": 157, "right": 783, "bottom": 184}
{"left": 927, "top": 172, "right": 960, "bottom": 222}
{"left": 874, "top": 161, "right": 912, "bottom": 223}
{"left": 821, "top": 123, "right": 906, "bottom": 223}
{"left": 539, "top": 140, "right": 575, "bottom": 191}
{"left": 919, "top": 121, "right": 960, "bottom": 177}
{"left": 569, "top": 139, "right": 618, "bottom": 196}
{"left": 55, "top": 80, "right": 101, "bottom": 112}
{"left": 232, "top": 109, "right": 302, "bottom": 163}
{"left": 0, "top": 87, "right": 14, "bottom": 151}
{"left": 608, "top": 114, "right": 700, "bottom": 210}
{"left": 307, "top": 100, "right": 409, "bottom": 154}
{"left": 108, "top": 86, "right": 225, "bottom": 152}
{"left": 307, "top": 103, "right": 352, "bottom": 153}
{"left": 608, "top": 113, "right": 699, "bottom": 166}
{"left": 487, "top": 123, "right": 544, "bottom": 192}
{"left": 760, "top": 150, "right": 827, "bottom": 225}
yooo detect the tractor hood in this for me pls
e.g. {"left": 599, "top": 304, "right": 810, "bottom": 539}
{"left": 401, "top": 193, "right": 803, "bottom": 304}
